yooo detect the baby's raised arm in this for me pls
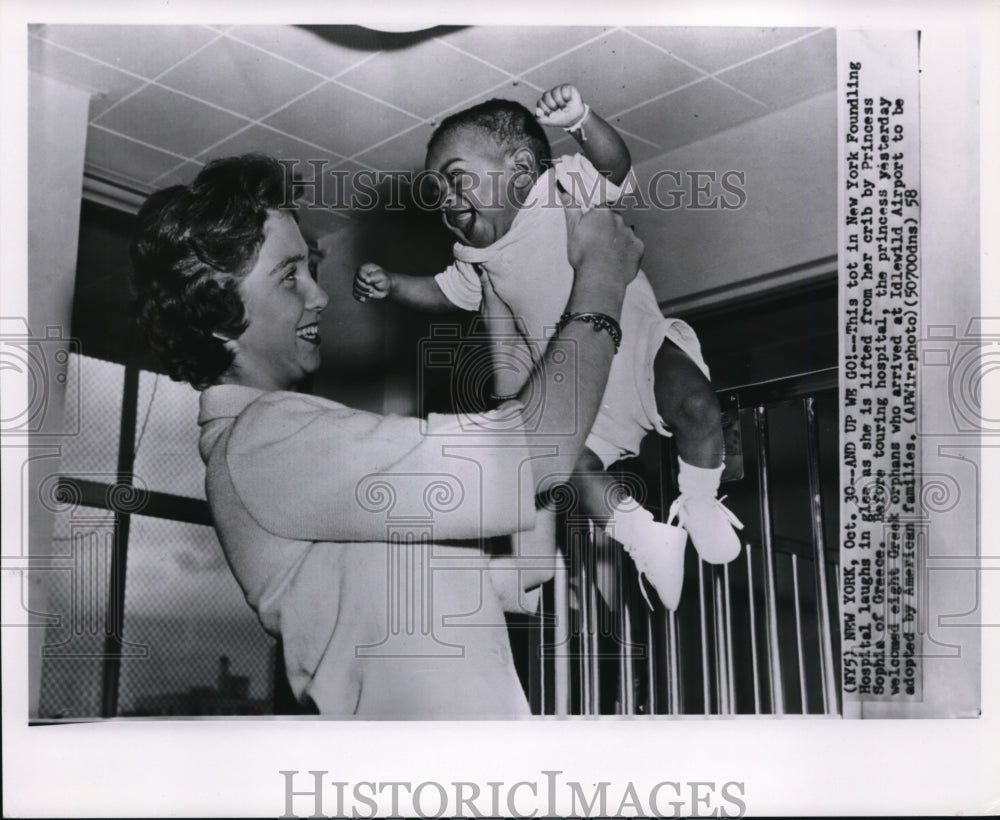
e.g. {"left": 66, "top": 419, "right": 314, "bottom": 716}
{"left": 536, "top": 83, "right": 631, "bottom": 186}
{"left": 353, "top": 263, "right": 457, "bottom": 313}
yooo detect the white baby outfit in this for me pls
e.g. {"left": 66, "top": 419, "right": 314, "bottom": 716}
{"left": 435, "top": 153, "right": 710, "bottom": 469}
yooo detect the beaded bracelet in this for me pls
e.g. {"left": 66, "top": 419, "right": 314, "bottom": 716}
{"left": 556, "top": 311, "right": 622, "bottom": 353}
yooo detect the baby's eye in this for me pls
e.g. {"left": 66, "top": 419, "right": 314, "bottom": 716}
{"left": 417, "top": 174, "right": 445, "bottom": 206}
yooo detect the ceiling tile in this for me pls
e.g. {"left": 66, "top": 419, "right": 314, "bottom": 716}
{"left": 439, "top": 26, "right": 609, "bottom": 75}
{"left": 158, "top": 37, "right": 321, "bottom": 120}
{"left": 94, "top": 84, "right": 249, "bottom": 157}
{"left": 525, "top": 29, "right": 704, "bottom": 119}
{"left": 263, "top": 82, "right": 420, "bottom": 158}
{"left": 198, "top": 124, "right": 342, "bottom": 167}
{"left": 150, "top": 161, "right": 204, "bottom": 188}
{"left": 618, "top": 131, "right": 668, "bottom": 166}
{"left": 629, "top": 27, "right": 819, "bottom": 74}
{"left": 35, "top": 25, "right": 219, "bottom": 79}
{"left": 338, "top": 39, "right": 509, "bottom": 120}
{"left": 615, "top": 78, "right": 767, "bottom": 156}
{"left": 718, "top": 30, "right": 836, "bottom": 108}
{"left": 352, "top": 123, "right": 436, "bottom": 172}
{"left": 435, "top": 79, "right": 544, "bottom": 124}
{"left": 227, "top": 25, "right": 371, "bottom": 79}
{"left": 296, "top": 205, "right": 352, "bottom": 242}
{"left": 85, "top": 126, "right": 185, "bottom": 183}
{"left": 29, "top": 36, "right": 146, "bottom": 118}
{"left": 322, "top": 160, "right": 381, "bottom": 215}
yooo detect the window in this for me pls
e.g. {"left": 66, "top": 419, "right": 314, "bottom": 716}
{"left": 36, "top": 199, "right": 278, "bottom": 719}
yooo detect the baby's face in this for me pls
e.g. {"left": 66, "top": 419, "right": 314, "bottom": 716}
{"left": 425, "top": 128, "right": 522, "bottom": 248}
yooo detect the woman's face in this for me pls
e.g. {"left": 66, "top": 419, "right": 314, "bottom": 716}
{"left": 224, "top": 210, "right": 329, "bottom": 390}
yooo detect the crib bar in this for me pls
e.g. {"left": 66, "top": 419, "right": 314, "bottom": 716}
{"left": 667, "top": 609, "right": 680, "bottom": 714}
{"left": 697, "top": 559, "right": 711, "bottom": 714}
{"left": 575, "top": 534, "right": 590, "bottom": 715}
{"left": 724, "top": 563, "right": 736, "bottom": 711}
{"left": 553, "top": 548, "right": 570, "bottom": 716}
{"left": 713, "top": 567, "right": 730, "bottom": 714}
{"left": 804, "top": 397, "right": 839, "bottom": 714}
{"left": 536, "top": 564, "right": 546, "bottom": 715}
{"left": 586, "top": 531, "right": 601, "bottom": 714}
{"left": 646, "top": 604, "right": 656, "bottom": 715}
{"left": 755, "top": 405, "right": 785, "bottom": 715}
{"left": 616, "top": 550, "right": 625, "bottom": 714}
{"left": 745, "top": 542, "right": 762, "bottom": 714}
{"left": 792, "top": 553, "right": 808, "bottom": 712}
{"left": 620, "top": 559, "right": 635, "bottom": 715}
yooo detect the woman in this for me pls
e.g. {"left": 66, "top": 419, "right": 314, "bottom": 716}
{"left": 131, "top": 154, "right": 641, "bottom": 718}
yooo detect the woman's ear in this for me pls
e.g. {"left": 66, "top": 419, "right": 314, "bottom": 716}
{"left": 211, "top": 331, "right": 238, "bottom": 353}
{"left": 509, "top": 147, "right": 538, "bottom": 191}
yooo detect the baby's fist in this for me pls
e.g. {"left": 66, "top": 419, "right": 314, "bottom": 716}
{"left": 353, "top": 262, "right": 391, "bottom": 303}
{"left": 536, "top": 84, "right": 586, "bottom": 127}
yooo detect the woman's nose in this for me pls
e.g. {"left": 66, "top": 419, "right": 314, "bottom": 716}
{"left": 306, "top": 275, "right": 329, "bottom": 311}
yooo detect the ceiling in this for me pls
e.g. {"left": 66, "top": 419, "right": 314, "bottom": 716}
{"left": 30, "top": 23, "right": 835, "bottom": 236}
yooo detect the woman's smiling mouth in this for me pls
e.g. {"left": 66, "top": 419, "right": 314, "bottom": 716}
{"left": 295, "top": 322, "right": 321, "bottom": 345}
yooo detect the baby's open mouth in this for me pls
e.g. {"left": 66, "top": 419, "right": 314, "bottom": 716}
{"left": 445, "top": 208, "right": 475, "bottom": 233}
{"left": 296, "top": 323, "right": 320, "bottom": 345}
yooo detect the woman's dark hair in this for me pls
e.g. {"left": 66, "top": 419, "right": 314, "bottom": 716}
{"left": 130, "top": 154, "right": 293, "bottom": 389}
{"left": 428, "top": 98, "right": 552, "bottom": 167}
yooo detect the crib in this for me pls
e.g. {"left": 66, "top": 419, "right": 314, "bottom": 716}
{"left": 514, "top": 367, "right": 841, "bottom": 716}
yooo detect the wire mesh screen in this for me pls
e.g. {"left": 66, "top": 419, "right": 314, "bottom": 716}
{"left": 131, "top": 371, "right": 205, "bottom": 500}
{"left": 56, "top": 353, "right": 123, "bottom": 476}
{"left": 37, "top": 505, "right": 115, "bottom": 719}
{"left": 117, "top": 515, "right": 276, "bottom": 716}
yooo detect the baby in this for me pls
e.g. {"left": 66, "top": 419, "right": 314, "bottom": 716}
{"left": 354, "top": 84, "right": 742, "bottom": 609}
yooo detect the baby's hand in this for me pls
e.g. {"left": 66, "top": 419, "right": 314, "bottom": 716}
{"left": 353, "top": 263, "right": 391, "bottom": 302}
{"left": 536, "top": 84, "right": 587, "bottom": 127}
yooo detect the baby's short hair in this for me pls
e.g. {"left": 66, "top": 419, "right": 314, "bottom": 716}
{"left": 130, "top": 153, "right": 293, "bottom": 389}
{"left": 429, "top": 99, "right": 552, "bottom": 167}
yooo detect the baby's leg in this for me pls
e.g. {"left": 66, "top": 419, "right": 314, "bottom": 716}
{"left": 653, "top": 340, "right": 742, "bottom": 564}
{"left": 569, "top": 447, "right": 685, "bottom": 610}
{"left": 569, "top": 447, "right": 628, "bottom": 527}
{"left": 653, "top": 339, "right": 724, "bottom": 469}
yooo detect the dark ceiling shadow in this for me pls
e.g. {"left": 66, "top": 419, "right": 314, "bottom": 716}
{"left": 297, "top": 25, "right": 466, "bottom": 52}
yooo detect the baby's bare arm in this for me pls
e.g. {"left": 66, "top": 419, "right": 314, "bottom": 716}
{"left": 354, "top": 263, "right": 457, "bottom": 313}
{"left": 536, "top": 84, "right": 631, "bottom": 186}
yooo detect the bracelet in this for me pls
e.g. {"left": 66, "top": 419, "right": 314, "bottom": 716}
{"left": 556, "top": 311, "right": 622, "bottom": 353}
{"left": 564, "top": 103, "right": 591, "bottom": 142}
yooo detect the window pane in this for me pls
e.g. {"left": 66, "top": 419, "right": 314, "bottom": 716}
{"left": 57, "top": 353, "right": 122, "bottom": 477}
{"left": 117, "top": 515, "right": 276, "bottom": 716}
{"left": 37, "top": 505, "right": 116, "bottom": 719}
{"left": 132, "top": 370, "right": 205, "bottom": 499}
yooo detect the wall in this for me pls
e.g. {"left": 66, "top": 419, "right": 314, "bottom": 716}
{"left": 312, "top": 188, "right": 460, "bottom": 416}
{"left": 26, "top": 72, "right": 92, "bottom": 718}
{"left": 627, "top": 90, "right": 837, "bottom": 312}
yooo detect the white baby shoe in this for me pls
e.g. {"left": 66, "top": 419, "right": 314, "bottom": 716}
{"left": 676, "top": 460, "right": 744, "bottom": 564}
{"left": 605, "top": 500, "right": 686, "bottom": 610}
